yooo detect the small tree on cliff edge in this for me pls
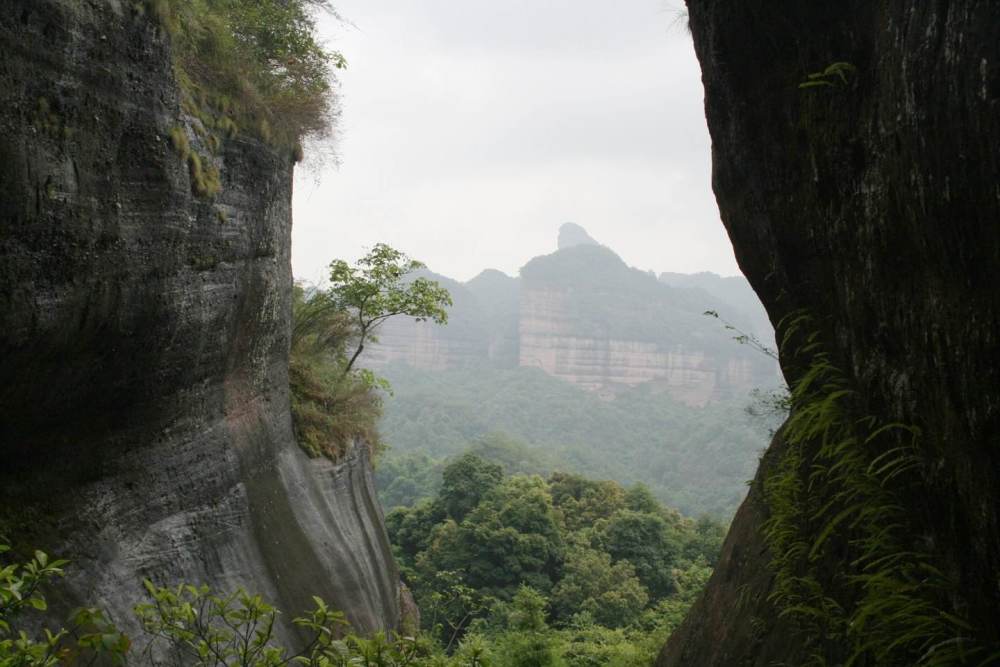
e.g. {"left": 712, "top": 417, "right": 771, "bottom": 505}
{"left": 328, "top": 243, "right": 452, "bottom": 374}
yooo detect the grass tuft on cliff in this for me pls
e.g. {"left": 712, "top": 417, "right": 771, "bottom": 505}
{"left": 289, "top": 285, "right": 384, "bottom": 461}
{"left": 148, "top": 0, "right": 343, "bottom": 147}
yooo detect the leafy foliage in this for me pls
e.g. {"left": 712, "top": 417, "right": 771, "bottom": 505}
{"left": 759, "top": 313, "right": 999, "bottom": 666}
{"left": 438, "top": 454, "right": 503, "bottom": 524}
{"left": 386, "top": 457, "right": 725, "bottom": 665}
{"left": 377, "top": 363, "right": 780, "bottom": 517}
{"left": 799, "top": 62, "right": 857, "bottom": 89}
{"left": 136, "top": 581, "right": 351, "bottom": 665}
{"left": 0, "top": 546, "right": 129, "bottom": 666}
{"left": 148, "top": 0, "right": 343, "bottom": 147}
{"left": 289, "top": 285, "right": 385, "bottom": 461}
{"left": 288, "top": 245, "right": 452, "bottom": 462}
{"left": 0, "top": 544, "right": 505, "bottom": 666}
{"left": 328, "top": 244, "right": 452, "bottom": 375}
{"left": 550, "top": 549, "right": 647, "bottom": 628}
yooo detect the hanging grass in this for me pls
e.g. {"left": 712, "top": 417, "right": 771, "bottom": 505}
{"left": 145, "top": 0, "right": 343, "bottom": 148}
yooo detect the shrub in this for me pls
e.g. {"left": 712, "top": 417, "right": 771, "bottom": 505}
{"left": 149, "top": 0, "right": 344, "bottom": 147}
{"left": 0, "top": 545, "right": 129, "bottom": 665}
{"left": 289, "top": 285, "right": 385, "bottom": 461}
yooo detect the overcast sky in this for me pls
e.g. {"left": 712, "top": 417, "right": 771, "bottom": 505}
{"left": 291, "top": 0, "right": 740, "bottom": 284}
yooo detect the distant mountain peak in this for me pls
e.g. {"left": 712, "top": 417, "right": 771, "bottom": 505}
{"left": 558, "top": 222, "right": 600, "bottom": 250}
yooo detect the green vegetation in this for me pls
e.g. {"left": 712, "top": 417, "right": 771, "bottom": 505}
{"left": 147, "top": 0, "right": 343, "bottom": 147}
{"left": 386, "top": 454, "right": 723, "bottom": 665}
{"left": 376, "top": 363, "right": 780, "bottom": 518}
{"left": 289, "top": 246, "right": 451, "bottom": 462}
{"left": 1, "top": 529, "right": 709, "bottom": 666}
{"left": 1, "top": 546, "right": 129, "bottom": 665}
{"left": 289, "top": 285, "right": 385, "bottom": 461}
{"left": 0, "top": 542, "right": 493, "bottom": 666}
{"left": 142, "top": 0, "right": 343, "bottom": 198}
{"left": 758, "top": 315, "right": 998, "bottom": 666}
{"left": 799, "top": 62, "right": 856, "bottom": 90}
{"left": 328, "top": 244, "right": 453, "bottom": 375}
{"left": 170, "top": 126, "right": 221, "bottom": 199}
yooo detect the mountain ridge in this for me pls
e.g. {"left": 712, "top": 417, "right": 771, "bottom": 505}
{"left": 363, "top": 226, "right": 779, "bottom": 406}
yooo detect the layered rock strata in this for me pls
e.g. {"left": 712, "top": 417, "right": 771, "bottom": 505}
{"left": 0, "top": 0, "right": 400, "bottom": 638}
{"left": 518, "top": 286, "right": 762, "bottom": 406}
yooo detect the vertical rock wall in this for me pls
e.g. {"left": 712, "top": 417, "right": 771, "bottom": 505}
{"left": 0, "top": 0, "right": 400, "bottom": 638}
{"left": 660, "top": 1, "right": 1000, "bottom": 664}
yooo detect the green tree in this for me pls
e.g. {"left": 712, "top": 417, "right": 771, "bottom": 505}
{"left": 289, "top": 284, "right": 385, "bottom": 460}
{"left": 548, "top": 474, "right": 625, "bottom": 533}
{"left": 1, "top": 545, "right": 129, "bottom": 666}
{"left": 622, "top": 484, "right": 660, "bottom": 515}
{"left": 328, "top": 244, "right": 452, "bottom": 374}
{"left": 550, "top": 547, "right": 648, "bottom": 628}
{"left": 494, "top": 587, "right": 564, "bottom": 667}
{"left": 439, "top": 454, "right": 503, "bottom": 523}
{"left": 386, "top": 500, "right": 447, "bottom": 564}
{"left": 594, "top": 510, "right": 680, "bottom": 600}
{"left": 155, "top": 0, "right": 344, "bottom": 147}
{"left": 419, "top": 476, "right": 563, "bottom": 601}
{"left": 507, "top": 586, "right": 548, "bottom": 633}
{"left": 682, "top": 516, "right": 726, "bottom": 566}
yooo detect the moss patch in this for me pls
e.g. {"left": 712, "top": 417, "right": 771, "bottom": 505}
{"left": 170, "top": 126, "right": 221, "bottom": 200}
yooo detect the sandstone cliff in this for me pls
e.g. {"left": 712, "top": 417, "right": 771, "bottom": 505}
{"left": 0, "top": 0, "right": 400, "bottom": 637}
{"left": 365, "top": 233, "right": 779, "bottom": 407}
{"left": 518, "top": 244, "right": 778, "bottom": 406}
{"left": 660, "top": 1, "right": 1000, "bottom": 664}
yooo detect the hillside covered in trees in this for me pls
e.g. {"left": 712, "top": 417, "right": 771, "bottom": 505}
{"left": 367, "top": 227, "right": 783, "bottom": 519}
{"left": 386, "top": 453, "right": 724, "bottom": 665}
{"left": 376, "top": 365, "right": 780, "bottom": 518}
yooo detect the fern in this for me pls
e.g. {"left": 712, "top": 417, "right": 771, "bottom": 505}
{"left": 760, "top": 312, "right": 996, "bottom": 666}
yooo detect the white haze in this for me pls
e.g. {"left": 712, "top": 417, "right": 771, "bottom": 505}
{"left": 291, "top": 0, "right": 740, "bottom": 284}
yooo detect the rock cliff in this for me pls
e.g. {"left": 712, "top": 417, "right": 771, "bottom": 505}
{"left": 517, "top": 284, "right": 758, "bottom": 405}
{"left": 0, "top": 0, "right": 400, "bottom": 638}
{"left": 365, "top": 233, "right": 779, "bottom": 406}
{"left": 518, "top": 244, "right": 778, "bottom": 406}
{"left": 660, "top": 0, "right": 1000, "bottom": 663}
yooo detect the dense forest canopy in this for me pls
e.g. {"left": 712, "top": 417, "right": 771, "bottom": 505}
{"left": 376, "top": 362, "right": 781, "bottom": 518}
{"left": 385, "top": 453, "right": 724, "bottom": 665}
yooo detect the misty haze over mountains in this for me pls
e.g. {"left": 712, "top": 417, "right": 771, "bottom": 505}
{"left": 368, "top": 224, "right": 784, "bottom": 518}
{"left": 364, "top": 223, "right": 778, "bottom": 407}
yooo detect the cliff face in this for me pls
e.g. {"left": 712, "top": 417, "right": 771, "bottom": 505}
{"left": 0, "top": 0, "right": 400, "bottom": 637}
{"left": 361, "top": 269, "right": 519, "bottom": 370}
{"left": 518, "top": 286, "right": 757, "bottom": 406}
{"left": 660, "top": 0, "right": 1000, "bottom": 664}
{"left": 518, "top": 244, "right": 778, "bottom": 406}
{"left": 365, "top": 240, "right": 779, "bottom": 407}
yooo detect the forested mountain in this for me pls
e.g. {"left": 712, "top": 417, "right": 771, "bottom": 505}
{"left": 375, "top": 364, "right": 779, "bottom": 518}
{"left": 369, "top": 225, "right": 784, "bottom": 519}
{"left": 363, "top": 224, "right": 780, "bottom": 406}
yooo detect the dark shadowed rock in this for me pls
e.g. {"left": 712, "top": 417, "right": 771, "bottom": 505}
{"left": 660, "top": 0, "right": 1000, "bottom": 664}
{"left": 0, "top": 0, "right": 400, "bottom": 639}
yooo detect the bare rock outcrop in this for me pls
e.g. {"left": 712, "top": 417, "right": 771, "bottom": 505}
{"left": 0, "top": 0, "right": 400, "bottom": 638}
